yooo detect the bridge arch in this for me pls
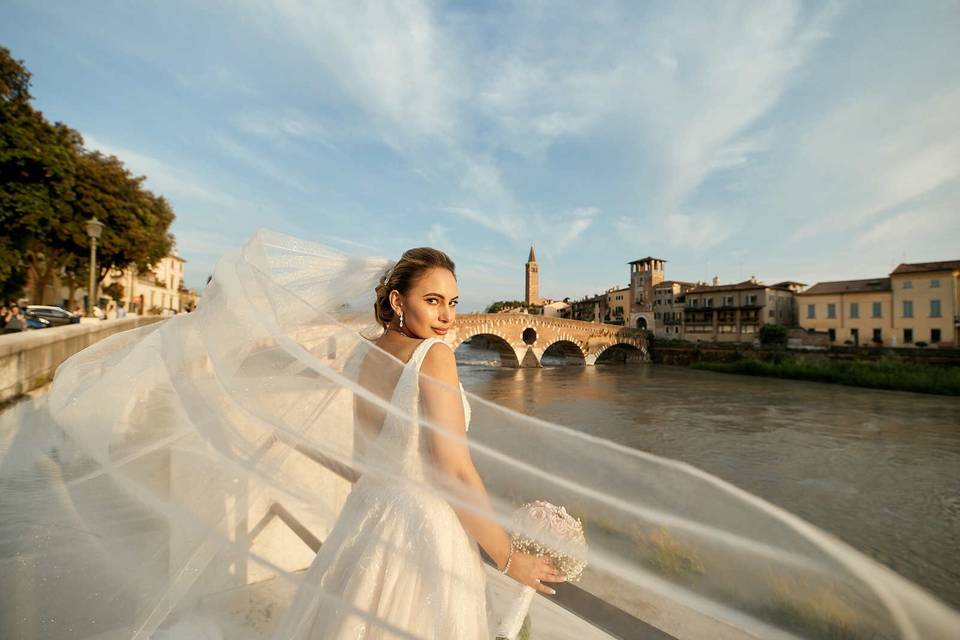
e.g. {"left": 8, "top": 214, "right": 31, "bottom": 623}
{"left": 454, "top": 332, "right": 522, "bottom": 368}
{"left": 594, "top": 342, "right": 645, "bottom": 364}
{"left": 449, "top": 313, "right": 648, "bottom": 368}
{"left": 540, "top": 339, "right": 587, "bottom": 366}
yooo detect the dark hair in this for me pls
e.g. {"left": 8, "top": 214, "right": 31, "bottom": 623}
{"left": 374, "top": 247, "right": 456, "bottom": 329}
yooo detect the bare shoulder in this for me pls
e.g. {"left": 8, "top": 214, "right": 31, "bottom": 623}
{"left": 420, "top": 341, "right": 458, "bottom": 384}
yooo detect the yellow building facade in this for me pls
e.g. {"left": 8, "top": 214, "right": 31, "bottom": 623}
{"left": 799, "top": 260, "right": 959, "bottom": 347}
{"left": 797, "top": 278, "right": 893, "bottom": 346}
{"left": 605, "top": 286, "right": 632, "bottom": 325}
{"left": 101, "top": 255, "right": 190, "bottom": 314}
{"left": 889, "top": 261, "right": 960, "bottom": 346}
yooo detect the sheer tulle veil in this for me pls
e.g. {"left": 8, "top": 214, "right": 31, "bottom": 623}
{"left": 1, "top": 229, "right": 957, "bottom": 639}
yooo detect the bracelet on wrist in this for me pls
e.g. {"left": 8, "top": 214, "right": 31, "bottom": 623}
{"left": 500, "top": 540, "right": 515, "bottom": 574}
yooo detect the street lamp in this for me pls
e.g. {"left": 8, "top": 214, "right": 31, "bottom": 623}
{"left": 85, "top": 216, "right": 104, "bottom": 317}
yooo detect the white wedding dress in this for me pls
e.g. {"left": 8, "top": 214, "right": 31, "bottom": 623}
{"left": 272, "top": 337, "right": 490, "bottom": 640}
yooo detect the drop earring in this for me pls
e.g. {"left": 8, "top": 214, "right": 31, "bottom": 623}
{"left": 399, "top": 312, "right": 404, "bottom": 329}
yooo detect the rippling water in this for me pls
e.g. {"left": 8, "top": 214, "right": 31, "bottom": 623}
{"left": 456, "top": 343, "right": 960, "bottom": 609}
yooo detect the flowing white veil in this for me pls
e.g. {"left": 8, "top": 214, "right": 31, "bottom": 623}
{"left": 1, "top": 229, "right": 958, "bottom": 639}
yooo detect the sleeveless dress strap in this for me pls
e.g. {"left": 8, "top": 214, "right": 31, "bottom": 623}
{"left": 409, "top": 337, "right": 443, "bottom": 371}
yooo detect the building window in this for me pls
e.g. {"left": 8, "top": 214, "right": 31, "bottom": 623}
{"left": 930, "top": 299, "right": 941, "bottom": 318}
{"left": 902, "top": 300, "right": 913, "bottom": 318}
{"left": 930, "top": 279, "right": 940, "bottom": 288}
{"left": 872, "top": 301, "right": 882, "bottom": 318}
{"left": 706, "top": 298, "right": 714, "bottom": 307}
{"left": 903, "top": 328, "right": 913, "bottom": 344}
{"left": 903, "top": 280, "right": 912, "bottom": 289}
{"left": 873, "top": 328, "right": 883, "bottom": 344}
{"left": 807, "top": 304, "right": 815, "bottom": 319}
{"left": 828, "top": 328, "right": 836, "bottom": 342}
{"left": 769, "top": 309, "right": 775, "bottom": 318}
{"left": 932, "top": 328, "right": 941, "bottom": 343}
{"left": 851, "top": 328, "right": 859, "bottom": 345}
{"left": 827, "top": 303, "right": 836, "bottom": 319}
{"left": 849, "top": 303, "right": 859, "bottom": 319}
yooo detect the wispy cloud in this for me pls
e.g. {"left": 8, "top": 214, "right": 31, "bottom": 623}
{"left": 250, "top": 0, "right": 461, "bottom": 145}
{"left": 15, "top": 0, "right": 957, "bottom": 302}
{"left": 232, "top": 109, "right": 335, "bottom": 149}
{"left": 552, "top": 207, "right": 600, "bottom": 251}
{"left": 427, "top": 223, "right": 453, "bottom": 252}
{"left": 82, "top": 134, "right": 240, "bottom": 209}
{"left": 790, "top": 88, "right": 960, "bottom": 240}
{"left": 174, "top": 65, "right": 256, "bottom": 96}
{"left": 211, "top": 133, "right": 313, "bottom": 192}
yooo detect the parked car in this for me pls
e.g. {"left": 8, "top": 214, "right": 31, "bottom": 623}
{"left": 25, "top": 314, "right": 51, "bottom": 330}
{"left": 26, "top": 305, "right": 81, "bottom": 327}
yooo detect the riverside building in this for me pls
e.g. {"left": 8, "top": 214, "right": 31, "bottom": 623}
{"left": 653, "top": 280, "right": 697, "bottom": 339}
{"left": 800, "top": 260, "right": 960, "bottom": 347}
{"left": 683, "top": 277, "right": 800, "bottom": 342}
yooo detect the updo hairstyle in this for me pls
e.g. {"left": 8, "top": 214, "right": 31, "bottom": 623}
{"left": 374, "top": 247, "right": 456, "bottom": 329}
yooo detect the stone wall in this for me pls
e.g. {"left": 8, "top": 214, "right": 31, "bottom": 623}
{"left": 0, "top": 316, "right": 163, "bottom": 403}
{"left": 651, "top": 339, "right": 960, "bottom": 367}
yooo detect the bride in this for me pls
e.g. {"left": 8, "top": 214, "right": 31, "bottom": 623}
{"left": 272, "top": 247, "right": 563, "bottom": 639}
{"left": 1, "top": 229, "right": 958, "bottom": 640}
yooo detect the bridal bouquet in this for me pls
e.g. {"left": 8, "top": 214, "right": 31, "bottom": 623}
{"left": 494, "top": 500, "right": 588, "bottom": 640}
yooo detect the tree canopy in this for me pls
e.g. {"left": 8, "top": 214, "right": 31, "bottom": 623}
{"left": 0, "top": 46, "right": 175, "bottom": 303}
{"left": 484, "top": 300, "right": 528, "bottom": 313}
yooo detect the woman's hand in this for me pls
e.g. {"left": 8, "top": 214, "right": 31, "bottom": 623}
{"left": 507, "top": 551, "right": 566, "bottom": 595}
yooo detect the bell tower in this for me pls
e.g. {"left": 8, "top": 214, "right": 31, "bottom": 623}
{"left": 525, "top": 246, "right": 541, "bottom": 305}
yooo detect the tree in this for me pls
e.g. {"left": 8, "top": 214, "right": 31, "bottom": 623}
{"left": 1, "top": 47, "right": 175, "bottom": 304}
{"left": 759, "top": 323, "right": 788, "bottom": 346}
{"left": 69, "top": 149, "right": 174, "bottom": 285}
{"left": 485, "top": 300, "right": 527, "bottom": 313}
{"left": 102, "top": 281, "right": 124, "bottom": 304}
{"left": 1, "top": 47, "right": 81, "bottom": 303}
{"left": 0, "top": 46, "right": 31, "bottom": 106}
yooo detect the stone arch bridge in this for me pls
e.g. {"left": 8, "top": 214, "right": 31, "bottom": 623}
{"left": 449, "top": 313, "right": 649, "bottom": 367}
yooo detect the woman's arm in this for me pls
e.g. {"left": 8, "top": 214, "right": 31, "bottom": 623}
{"left": 419, "top": 343, "right": 563, "bottom": 594}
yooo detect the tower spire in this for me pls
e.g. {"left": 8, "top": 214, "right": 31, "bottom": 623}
{"left": 525, "top": 246, "right": 540, "bottom": 305}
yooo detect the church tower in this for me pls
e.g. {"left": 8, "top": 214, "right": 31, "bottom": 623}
{"left": 525, "top": 246, "right": 541, "bottom": 305}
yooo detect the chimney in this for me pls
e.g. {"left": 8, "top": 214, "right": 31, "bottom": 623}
{"left": 712, "top": 276, "right": 720, "bottom": 286}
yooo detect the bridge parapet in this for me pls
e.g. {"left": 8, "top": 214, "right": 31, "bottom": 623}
{"left": 450, "top": 313, "right": 648, "bottom": 368}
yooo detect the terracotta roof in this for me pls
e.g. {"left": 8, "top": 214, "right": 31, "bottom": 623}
{"left": 890, "top": 260, "right": 960, "bottom": 275}
{"left": 653, "top": 280, "right": 697, "bottom": 288}
{"left": 527, "top": 246, "right": 537, "bottom": 262}
{"left": 686, "top": 279, "right": 788, "bottom": 294}
{"left": 799, "top": 278, "right": 891, "bottom": 296}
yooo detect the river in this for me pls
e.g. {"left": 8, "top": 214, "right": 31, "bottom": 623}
{"left": 455, "top": 342, "right": 960, "bottom": 609}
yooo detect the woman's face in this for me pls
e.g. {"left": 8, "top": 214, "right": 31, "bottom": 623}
{"left": 391, "top": 268, "right": 458, "bottom": 339}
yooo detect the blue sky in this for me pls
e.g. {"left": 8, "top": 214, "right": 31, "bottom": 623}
{"left": 4, "top": 1, "right": 959, "bottom": 311}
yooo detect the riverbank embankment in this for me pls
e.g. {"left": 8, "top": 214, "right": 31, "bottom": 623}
{"left": 0, "top": 316, "right": 163, "bottom": 405}
{"left": 651, "top": 340, "right": 960, "bottom": 395}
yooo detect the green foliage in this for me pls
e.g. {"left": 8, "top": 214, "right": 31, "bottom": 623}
{"left": 692, "top": 356, "right": 960, "bottom": 396}
{"left": 485, "top": 300, "right": 528, "bottom": 313}
{"left": 102, "top": 281, "right": 124, "bottom": 302}
{"left": 0, "top": 46, "right": 175, "bottom": 303}
{"left": 0, "top": 47, "right": 32, "bottom": 105}
{"left": 759, "top": 323, "right": 788, "bottom": 346}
